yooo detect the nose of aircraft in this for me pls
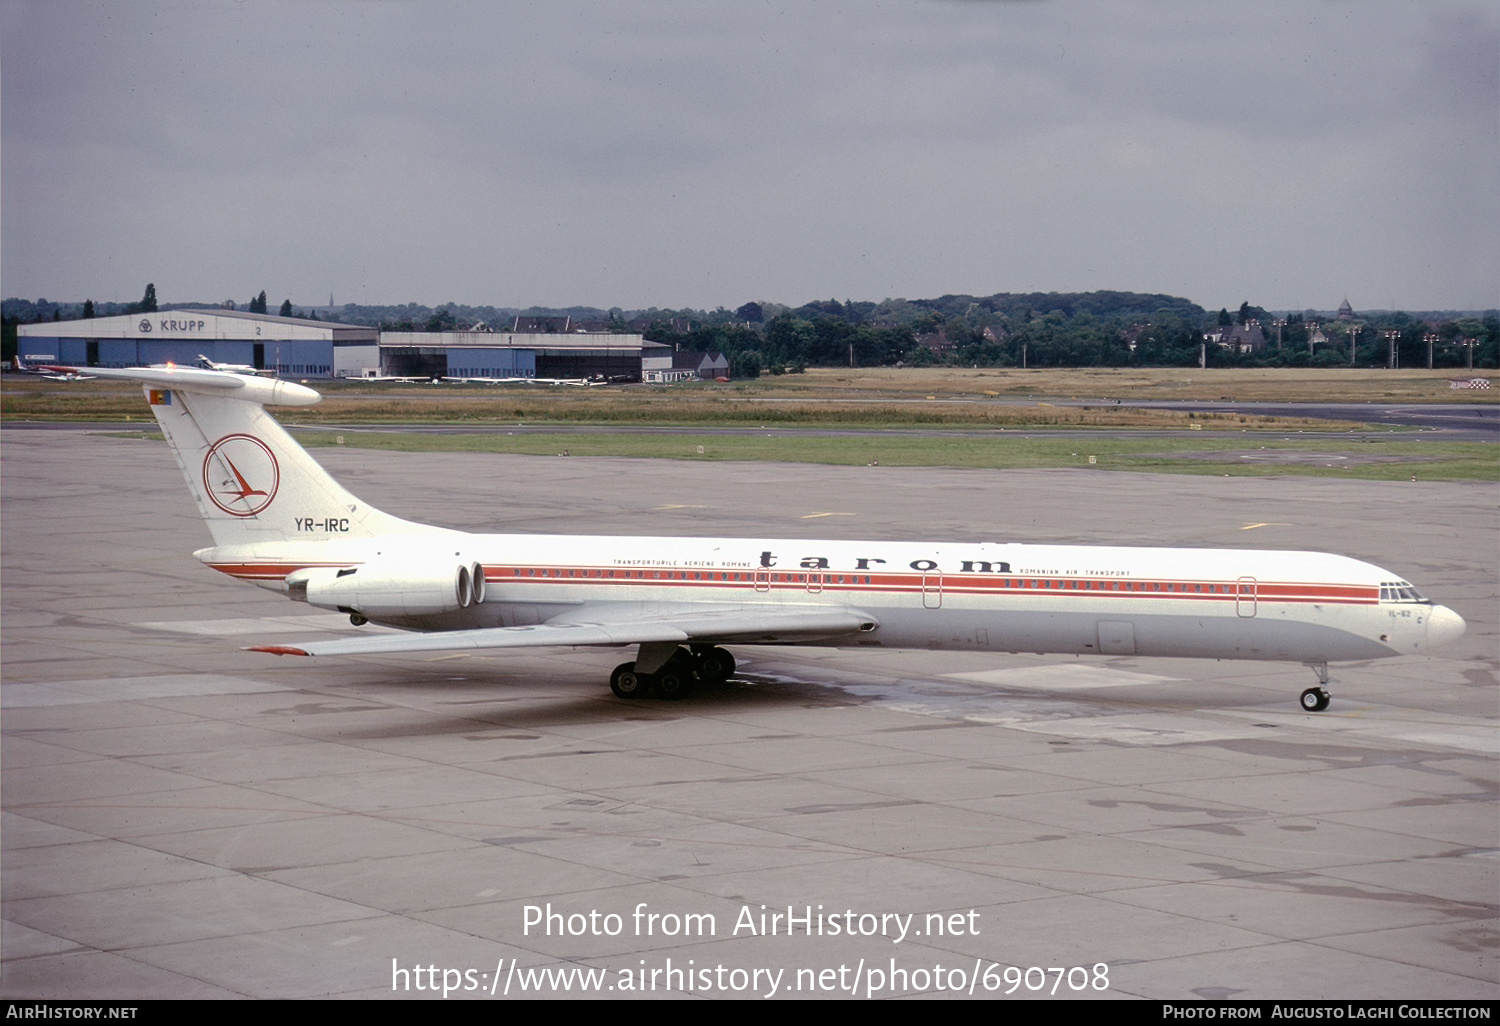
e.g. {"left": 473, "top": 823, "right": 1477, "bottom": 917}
{"left": 1426, "top": 605, "right": 1467, "bottom": 650}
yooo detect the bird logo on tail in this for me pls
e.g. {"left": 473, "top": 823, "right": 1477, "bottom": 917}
{"left": 202, "top": 434, "right": 279, "bottom": 516}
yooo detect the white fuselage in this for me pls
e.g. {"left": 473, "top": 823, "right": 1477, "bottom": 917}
{"left": 199, "top": 533, "right": 1456, "bottom": 664}
{"left": 58, "top": 365, "right": 1466, "bottom": 705}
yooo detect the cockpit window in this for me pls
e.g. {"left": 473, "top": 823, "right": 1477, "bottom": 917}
{"left": 1379, "top": 581, "right": 1430, "bottom": 604}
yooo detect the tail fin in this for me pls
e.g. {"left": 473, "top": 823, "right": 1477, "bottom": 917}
{"left": 85, "top": 367, "right": 436, "bottom": 547}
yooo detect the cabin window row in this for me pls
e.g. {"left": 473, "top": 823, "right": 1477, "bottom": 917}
{"left": 1008, "top": 579, "right": 1237, "bottom": 594}
{"left": 503, "top": 568, "right": 876, "bottom": 584}
{"left": 499, "top": 567, "right": 1249, "bottom": 593}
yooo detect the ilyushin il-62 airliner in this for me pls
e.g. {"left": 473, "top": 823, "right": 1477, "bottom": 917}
{"left": 66, "top": 365, "right": 1464, "bottom": 711}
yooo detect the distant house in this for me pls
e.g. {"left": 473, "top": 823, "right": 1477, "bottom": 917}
{"left": 512, "top": 315, "right": 571, "bottom": 333}
{"left": 916, "top": 331, "right": 956, "bottom": 354}
{"left": 1204, "top": 319, "right": 1266, "bottom": 354}
{"left": 1337, "top": 298, "right": 1356, "bottom": 321}
{"left": 683, "top": 351, "right": 729, "bottom": 379}
{"left": 628, "top": 317, "right": 693, "bottom": 335}
{"left": 642, "top": 350, "right": 729, "bottom": 383}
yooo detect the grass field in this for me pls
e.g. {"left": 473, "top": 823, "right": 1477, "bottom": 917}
{"left": 95, "top": 427, "right": 1495, "bottom": 481}
{"left": 765, "top": 366, "right": 1500, "bottom": 404}
{"left": 15, "top": 366, "right": 1495, "bottom": 429}
{"left": 5, "top": 367, "right": 1492, "bottom": 426}
{"left": 13, "top": 366, "right": 1494, "bottom": 481}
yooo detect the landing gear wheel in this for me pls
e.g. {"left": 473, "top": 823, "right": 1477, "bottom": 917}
{"left": 1300, "top": 687, "right": 1331, "bottom": 712}
{"left": 694, "top": 646, "right": 736, "bottom": 684}
{"left": 653, "top": 668, "right": 693, "bottom": 700}
{"left": 610, "top": 662, "right": 648, "bottom": 699}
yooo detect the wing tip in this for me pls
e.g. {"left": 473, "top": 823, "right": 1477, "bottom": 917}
{"left": 246, "top": 645, "right": 311, "bottom": 657}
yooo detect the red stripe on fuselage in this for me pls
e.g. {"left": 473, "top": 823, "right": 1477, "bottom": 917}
{"left": 204, "top": 559, "right": 1379, "bottom": 605}
{"left": 206, "top": 561, "right": 355, "bottom": 581}
{"left": 477, "top": 564, "right": 1378, "bottom": 605}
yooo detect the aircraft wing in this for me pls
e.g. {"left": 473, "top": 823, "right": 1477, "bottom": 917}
{"left": 249, "top": 604, "right": 876, "bottom": 657}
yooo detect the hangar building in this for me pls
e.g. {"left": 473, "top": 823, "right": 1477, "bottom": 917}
{"left": 642, "top": 349, "right": 730, "bottom": 382}
{"left": 18, "top": 311, "right": 689, "bottom": 382}
{"left": 16, "top": 309, "right": 377, "bottom": 378}
{"left": 376, "top": 331, "right": 667, "bottom": 381}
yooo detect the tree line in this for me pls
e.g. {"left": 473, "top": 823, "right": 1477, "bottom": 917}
{"left": 630, "top": 295, "right": 1498, "bottom": 377}
{"left": 5, "top": 286, "right": 1496, "bottom": 372}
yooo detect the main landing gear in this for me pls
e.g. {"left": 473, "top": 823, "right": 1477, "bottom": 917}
{"left": 1300, "top": 662, "right": 1333, "bottom": 712}
{"left": 610, "top": 645, "right": 736, "bottom": 700}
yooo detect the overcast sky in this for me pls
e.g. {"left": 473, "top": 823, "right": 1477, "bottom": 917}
{"left": 3, "top": 0, "right": 1496, "bottom": 314}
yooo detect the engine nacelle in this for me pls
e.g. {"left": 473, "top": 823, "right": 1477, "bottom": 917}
{"left": 287, "top": 560, "right": 486, "bottom": 618}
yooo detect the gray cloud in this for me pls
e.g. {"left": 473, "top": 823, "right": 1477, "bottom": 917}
{"left": 3, "top": 0, "right": 1495, "bottom": 311}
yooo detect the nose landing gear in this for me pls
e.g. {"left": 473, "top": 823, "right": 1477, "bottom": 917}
{"left": 1300, "top": 662, "right": 1333, "bottom": 712}
{"left": 1300, "top": 687, "right": 1331, "bottom": 712}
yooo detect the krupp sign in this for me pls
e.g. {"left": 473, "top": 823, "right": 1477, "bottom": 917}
{"left": 138, "top": 317, "right": 209, "bottom": 333}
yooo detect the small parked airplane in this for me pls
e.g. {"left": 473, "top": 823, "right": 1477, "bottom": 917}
{"left": 74, "top": 366, "right": 1465, "bottom": 709}
{"left": 197, "top": 355, "right": 275, "bottom": 376}
{"left": 440, "top": 375, "right": 599, "bottom": 386}
{"left": 11, "top": 355, "right": 93, "bottom": 380}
